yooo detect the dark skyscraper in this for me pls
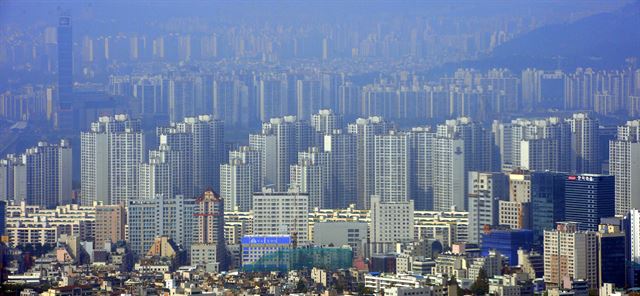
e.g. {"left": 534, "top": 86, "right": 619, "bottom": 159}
{"left": 56, "top": 15, "right": 73, "bottom": 130}
{"left": 565, "top": 174, "right": 615, "bottom": 231}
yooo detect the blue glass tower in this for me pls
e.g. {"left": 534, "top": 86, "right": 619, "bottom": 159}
{"left": 481, "top": 229, "right": 534, "bottom": 266}
{"left": 565, "top": 174, "right": 615, "bottom": 231}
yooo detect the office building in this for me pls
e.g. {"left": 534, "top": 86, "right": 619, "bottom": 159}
{"left": 564, "top": 174, "right": 615, "bottom": 231}
{"left": 481, "top": 229, "right": 534, "bottom": 266}
{"left": 94, "top": 204, "right": 126, "bottom": 248}
{"left": 81, "top": 115, "right": 145, "bottom": 205}
{"left": 56, "top": 15, "right": 74, "bottom": 130}
{"left": 468, "top": 191, "right": 499, "bottom": 245}
{"left": 543, "top": 222, "right": 598, "bottom": 289}
{"left": 241, "top": 235, "right": 292, "bottom": 271}
{"left": 530, "top": 171, "right": 567, "bottom": 242}
{"left": 323, "top": 130, "right": 357, "bottom": 208}
{"left": 0, "top": 140, "right": 72, "bottom": 208}
{"left": 191, "top": 190, "right": 227, "bottom": 272}
{"left": 609, "top": 120, "right": 640, "bottom": 215}
{"left": 220, "top": 158, "right": 253, "bottom": 212}
{"left": 313, "top": 221, "right": 368, "bottom": 257}
{"left": 348, "top": 116, "right": 388, "bottom": 209}
{"left": 567, "top": 113, "right": 600, "bottom": 174}
{"left": 252, "top": 190, "right": 309, "bottom": 245}
{"left": 369, "top": 196, "right": 414, "bottom": 255}
{"left": 597, "top": 223, "right": 625, "bottom": 288}
{"left": 467, "top": 171, "right": 508, "bottom": 244}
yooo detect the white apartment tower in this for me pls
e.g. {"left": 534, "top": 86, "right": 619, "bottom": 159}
{"left": 220, "top": 158, "right": 253, "bottom": 212}
{"left": 290, "top": 147, "right": 331, "bottom": 209}
{"left": 228, "top": 146, "right": 262, "bottom": 192}
{"left": 510, "top": 117, "right": 571, "bottom": 172}
{"left": 311, "top": 109, "right": 343, "bottom": 135}
{"left": 567, "top": 112, "right": 600, "bottom": 174}
{"left": 0, "top": 140, "right": 72, "bottom": 208}
{"left": 161, "top": 115, "right": 225, "bottom": 194}
{"left": 433, "top": 127, "right": 465, "bottom": 211}
{"left": 609, "top": 120, "right": 640, "bottom": 215}
{"left": 250, "top": 116, "right": 297, "bottom": 191}
{"left": 81, "top": 115, "right": 144, "bottom": 205}
{"left": 348, "top": 116, "right": 388, "bottom": 209}
{"left": 374, "top": 131, "right": 411, "bottom": 203}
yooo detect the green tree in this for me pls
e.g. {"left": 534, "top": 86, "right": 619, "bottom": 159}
{"left": 470, "top": 268, "right": 489, "bottom": 295}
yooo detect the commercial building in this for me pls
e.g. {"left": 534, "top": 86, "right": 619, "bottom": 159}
{"left": 313, "top": 221, "right": 367, "bottom": 257}
{"left": 597, "top": 223, "right": 625, "bottom": 288}
{"left": 481, "top": 229, "right": 534, "bottom": 266}
{"left": 564, "top": 174, "right": 615, "bottom": 231}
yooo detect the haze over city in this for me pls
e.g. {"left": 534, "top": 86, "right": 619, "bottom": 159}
{"left": 0, "top": 0, "right": 639, "bottom": 295}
